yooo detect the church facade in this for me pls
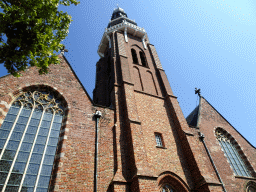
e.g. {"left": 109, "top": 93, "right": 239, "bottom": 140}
{"left": 0, "top": 7, "right": 256, "bottom": 192}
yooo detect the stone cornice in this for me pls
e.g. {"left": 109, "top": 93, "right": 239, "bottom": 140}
{"left": 97, "top": 20, "right": 148, "bottom": 58}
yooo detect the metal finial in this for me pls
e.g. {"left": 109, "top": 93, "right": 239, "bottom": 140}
{"left": 60, "top": 45, "right": 68, "bottom": 55}
{"left": 195, "top": 88, "right": 201, "bottom": 97}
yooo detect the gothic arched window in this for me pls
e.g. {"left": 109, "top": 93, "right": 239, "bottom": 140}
{"left": 248, "top": 186, "right": 256, "bottom": 192}
{"left": 0, "top": 90, "right": 64, "bottom": 191}
{"left": 246, "top": 181, "right": 256, "bottom": 192}
{"left": 131, "top": 49, "right": 138, "bottom": 64}
{"left": 216, "top": 129, "right": 252, "bottom": 177}
{"left": 140, "top": 51, "right": 147, "bottom": 67}
{"left": 162, "top": 184, "right": 174, "bottom": 192}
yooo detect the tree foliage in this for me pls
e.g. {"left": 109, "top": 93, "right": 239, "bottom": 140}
{"left": 0, "top": 0, "right": 80, "bottom": 76}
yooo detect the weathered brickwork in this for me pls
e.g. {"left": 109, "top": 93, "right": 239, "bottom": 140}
{"left": 0, "top": 55, "right": 114, "bottom": 192}
{"left": 126, "top": 33, "right": 163, "bottom": 98}
{"left": 1, "top": 8, "right": 256, "bottom": 192}
{"left": 134, "top": 92, "right": 188, "bottom": 180}
{"left": 92, "top": 25, "right": 256, "bottom": 191}
{"left": 194, "top": 97, "right": 256, "bottom": 192}
{"left": 148, "top": 44, "right": 163, "bottom": 70}
{"left": 102, "top": 30, "right": 198, "bottom": 191}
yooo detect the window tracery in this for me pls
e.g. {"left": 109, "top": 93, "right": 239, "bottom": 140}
{"left": 162, "top": 184, "right": 174, "bottom": 192}
{"left": 0, "top": 90, "right": 64, "bottom": 192}
{"left": 216, "top": 129, "right": 252, "bottom": 177}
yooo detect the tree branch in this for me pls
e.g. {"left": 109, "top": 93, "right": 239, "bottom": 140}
{"left": 2, "top": 0, "right": 11, "bottom": 8}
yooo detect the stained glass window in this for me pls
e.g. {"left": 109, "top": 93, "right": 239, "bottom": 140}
{"left": 0, "top": 90, "right": 64, "bottom": 192}
{"left": 216, "top": 129, "right": 252, "bottom": 177}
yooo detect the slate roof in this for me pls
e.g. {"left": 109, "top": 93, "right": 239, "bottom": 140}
{"left": 186, "top": 105, "right": 199, "bottom": 127}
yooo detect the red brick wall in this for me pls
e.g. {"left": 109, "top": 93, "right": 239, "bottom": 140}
{"left": 93, "top": 29, "right": 256, "bottom": 192}
{"left": 3, "top": 26, "right": 256, "bottom": 192}
{"left": 113, "top": 183, "right": 128, "bottom": 192}
{"left": 108, "top": 31, "right": 194, "bottom": 191}
{"left": 0, "top": 55, "right": 115, "bottom": 191}
{"left": 126, "top": 33, "right": 163, "bottom": 98}
{"left": 197, "top": 97, "right": 256, "bottom": 191}
{"left": 133, "top": 92, "right": 188, "bottom": 180}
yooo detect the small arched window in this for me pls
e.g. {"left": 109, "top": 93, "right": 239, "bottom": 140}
{"left": 162, "top": 184, "right": 174, "bottom": 192}
{"left": 247, "top": 181, "right": 256, "bottom": 192}
{"left": 140, "top": 51, "right": 147, "bottom": 67}
{"left": 131, "top": 49, "right": 138, "bottom": 64}
{"left": 155, "top": 133, "right": 164, "bottom": 147}
{"left": 0, "top": 90, "right": 64, "bottom": 191}
{"left": 248, "top": 186, "right": 256, "bottom": 192}
{"left": 216, "top": 129, "right": 252, "bottom": 177}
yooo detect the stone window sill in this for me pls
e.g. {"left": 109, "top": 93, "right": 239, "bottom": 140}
{"left": 235, "top": 176, "right": 256, "bottom": 180}
{"left": 133, "top": 63, "right": 149, "bottom": 68}
{"left": 156, "top": 146, "right": 167, "bottom": 149}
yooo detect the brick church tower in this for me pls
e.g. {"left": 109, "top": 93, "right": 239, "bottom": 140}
{"left": 92, "top": 7, "right": 256, "bottom": 192}
{"left": 0, "top": 6, "right": 256, "bottom": 192}
{"left": 93, "top": 7, "right": 198, "bottom": 191}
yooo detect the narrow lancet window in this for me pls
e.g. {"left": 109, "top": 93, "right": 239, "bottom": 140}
{"left": 216, "top": 129, "right": 252, "bottom": 177}
{"left": 131, "top": 49, "right": 138, "bottom": 64}
{"left": 140, "top": 51, "right": 147, "bottom": 67}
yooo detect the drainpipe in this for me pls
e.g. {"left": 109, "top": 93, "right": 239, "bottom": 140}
{"left": 94, "top": 110, "right": 102, "bottom": 192}
{"left": 198, "top": 132, "right": 227, "bottom": 192}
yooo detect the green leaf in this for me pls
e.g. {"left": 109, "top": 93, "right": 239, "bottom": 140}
{"left": 0, "top": 0, "right": 80, "bottom": 76}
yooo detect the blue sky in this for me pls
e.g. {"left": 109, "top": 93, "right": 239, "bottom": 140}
{"left": 0, "top": 0, "right": 256, "bottom": 147}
